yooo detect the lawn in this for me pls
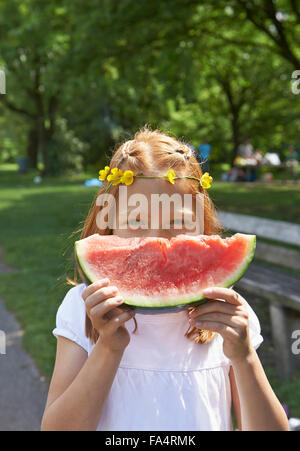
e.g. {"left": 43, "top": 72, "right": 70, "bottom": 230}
{"left": 0, "top": 164, "right": 97, "bottom": 376}
{"left": 210, "top": 182, "right": 300, "bottom": 224}
{"left": 0, "top": 164, "right": 299, "bottom": 417}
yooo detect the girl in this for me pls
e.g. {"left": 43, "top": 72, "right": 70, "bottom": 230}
{"left": 41, "top": 128, "right": 289, "bottom": 431}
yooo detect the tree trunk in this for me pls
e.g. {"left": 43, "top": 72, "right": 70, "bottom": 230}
{"left": 39, "top": 122, "right": 56, "bottom": 176}
{"left": 218, "top": 77, "right": 243, "bottom": 166}
{"left": 230, "top": 112, "right": 241, "bottom": 166}
{"left": 26, "top": 126, "right": 39, "bottom": 169}
{"left": 39, "top": 95, "right": 58, "bottom": 176}
{"left": 26, "top": 120, "right": 56, "bottom": 175}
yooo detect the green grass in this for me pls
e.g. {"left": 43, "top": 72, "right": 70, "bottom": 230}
{"left": 265, "top": 367, "right": 300, "bottom": 418}
{"left": 0, "top": 164, "right": 98, "bottom": 377}
{"left": 0, "top": 163, "right": 299, "bottom": 418}
{"left": 210, "top": 182, "right": 300, "bottom": 224}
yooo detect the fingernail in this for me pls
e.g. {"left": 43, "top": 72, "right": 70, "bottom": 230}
{"left": 115, "top": 297, "right": 123, "bottom": 304}
{"left": 203, "top": 288, "right": 213, "bottom": 295}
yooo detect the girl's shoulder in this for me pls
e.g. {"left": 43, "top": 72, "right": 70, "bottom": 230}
{"left": 52, "top": 284, "right": 89, "bottom": 352}
{"left": 55, "top": 283, "right": 86, "bottom": 320}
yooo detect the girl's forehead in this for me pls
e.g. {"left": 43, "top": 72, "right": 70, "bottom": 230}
{"left": 120, "top": 176, "right": 192, "bottom": 196}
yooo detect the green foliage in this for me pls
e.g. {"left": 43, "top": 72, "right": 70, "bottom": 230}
{"left": 0, "top": 106, "right": 29, "bottom": 162}
{"left": 0, "top": 0, "right": 299, "bottom": 172}
{"left": 46, "top": 118, "right": 87, "bottom": 176}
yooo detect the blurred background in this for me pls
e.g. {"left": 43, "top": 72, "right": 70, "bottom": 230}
{"left": 0, "top": 0, "right": 299, "bottom": 429}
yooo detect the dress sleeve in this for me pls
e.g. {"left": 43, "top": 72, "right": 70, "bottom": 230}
{"left": 240, "top": 293, "right": 264, "bottom": 350}
{"left": 52, "top": 284, "right": 89, "bottom": 353}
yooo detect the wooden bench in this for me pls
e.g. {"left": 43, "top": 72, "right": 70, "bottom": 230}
{"left": 219, "top": 211, "right": 300, "bottom": 379}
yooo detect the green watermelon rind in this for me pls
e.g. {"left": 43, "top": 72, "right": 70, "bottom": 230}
{"left": 75, "top": 234, "right": 256, "bottom": 309}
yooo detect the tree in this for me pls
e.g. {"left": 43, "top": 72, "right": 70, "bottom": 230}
{"left": 0, "top": 0, "right": 299, "bottom": 173}
{"left": 0, "top": 0, "right": 70, "bottom": 172}
{"left": 235, "top": 0, "right": 300, "bottom": 69}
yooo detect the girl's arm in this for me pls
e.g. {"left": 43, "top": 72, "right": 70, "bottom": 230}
{"left": 42, "top": 279, "right": 135, "bottom": 431}
{"left": 41, "top": 336, "right": 124, "bottom": 431}
{"left": 229, "top": 351, "right": 289, "bottom": 431}
{"left": 189, "top": 286, "right": 289, "bottom": 431}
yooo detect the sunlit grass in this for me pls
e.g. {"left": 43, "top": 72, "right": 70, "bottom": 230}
{"left": 0, "top": 165, "right": 97, "bottom": 377}
{"left": 210, "top": 182, "right": 300, "bottom": 224}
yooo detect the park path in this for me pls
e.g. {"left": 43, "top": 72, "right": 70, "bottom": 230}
{"left": 0, "top": 245, "right": 49, "bottom": 431}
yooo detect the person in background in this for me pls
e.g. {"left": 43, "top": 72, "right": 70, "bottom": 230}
{"left": 226, "top": 166, "right": 246, "bottom": 182}
{"left": 254, "top": 150, "right": 263, "bottom": 166}
{"left": 285, "top": 147, "right": 299, "bottom": 180}
{"left": 197, "top": 142, "right": 212, "bottom": 173}
{"left": 237, "top": 140, "right": 256, "bottom": 182}
{"left": 237, "top": 140, "right": 254, "bottom": 159}
{"left": 251, "top": 149, "right": 263, "bottom": 182}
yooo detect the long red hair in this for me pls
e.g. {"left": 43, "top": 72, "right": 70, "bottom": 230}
{"left": 71, "top": 127, "right": 223, "bottom": 344}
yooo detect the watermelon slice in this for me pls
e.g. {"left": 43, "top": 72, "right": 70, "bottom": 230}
{"left": 75, "top": 233, "right": 256, "bottom": 312}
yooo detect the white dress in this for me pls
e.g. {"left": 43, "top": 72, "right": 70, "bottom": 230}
{"left": 52, "top": 284, "right": 263, "bottom": 431}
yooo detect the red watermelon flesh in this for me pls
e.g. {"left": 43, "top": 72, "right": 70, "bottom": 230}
{"left": 75, "top": 233, "right": 256, "bottom": 307}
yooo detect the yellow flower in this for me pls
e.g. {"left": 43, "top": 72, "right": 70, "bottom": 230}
{"left": 98, "top": 166, "right": 110, "bottom": 181}
{"left": 120, "top": 170, "right": 134, "bottom": 186}
{"left": 166, "top": 169, "right": 176, "bottom": 184}
{"left": 107, "top": 168, "right": 123, "bottom": 185}
{"left": 200, "top": 172, "right": 213, "bottom": 189}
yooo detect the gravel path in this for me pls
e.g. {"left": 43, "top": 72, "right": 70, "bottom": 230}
{"left": 0, "top": 246, "right": 49, "bottom": 431}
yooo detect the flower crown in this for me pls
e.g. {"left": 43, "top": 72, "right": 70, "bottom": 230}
{"left": 99, "top": 167, "right": 213, "bottom": 193}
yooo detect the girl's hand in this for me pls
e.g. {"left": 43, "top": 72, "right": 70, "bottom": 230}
{"left": 189, "top": 287, "right": 253, "bottom": 362}
{"left": 82, "top": 279, "right": 135, "bottom": 354}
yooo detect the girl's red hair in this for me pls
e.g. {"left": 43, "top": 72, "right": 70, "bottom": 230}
{"left": 72, "top": 127, "right": 223, "bottom": 344}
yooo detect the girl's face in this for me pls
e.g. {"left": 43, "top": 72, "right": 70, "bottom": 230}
{"left": 112, "top": 177, "right": 203, "bottom": 239}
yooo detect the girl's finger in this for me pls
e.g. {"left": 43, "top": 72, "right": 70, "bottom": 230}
{"left": 189, "top": 300, "right": 240, "bottom": 319}
{"left": 89, "top": 295, "right": 124, "bottom": 320}
{"left": 192, "top": 319, "right": 237, "bottom": 336}
{"left": 103, "top": 310, "right": 135, "bottom": 335}
{"left": 190, "top": 312, "right": 248, "bottom": 329}
{"left": 202, "top": 287, "right": 244, "bottom": 306}
{"left": 82, "top": 278, "right": 110, "bottom": 301}
{"left": 85, "top": 285, "right": 119, "bottom": 310}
